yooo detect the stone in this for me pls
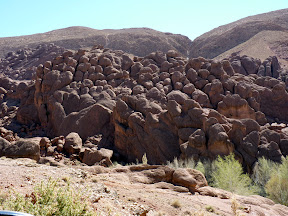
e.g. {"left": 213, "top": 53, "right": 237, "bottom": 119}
{"left": 0, "top": 137, "right": 11, "bottom": 156}
{"left": 188, "top": 129, "right": 206, "bottom": 154}
{"left": 182, "top": 83, "right": 195, "bottom": 95}
{"left": 279, "top": 139, "right": 288, "bottom": 156}
{"left": 4, "top": 139, "right": 40, "bottom": 161}
{"left": 167, "top": 90, "right": 189, "bottom": 105}
{"left": 167, "top": 100, "right": 182, "bottom": 117}
{"left": 81, "top": 148, "right": 113, "bottom": 166}
{"left": 207, "top": 123, "right": 234, "bottom": 156}
{"left": 172, "top": 168, "right": 207, "bottom": 192}
{"left": 64, "top": 132, "right": 83, "bottom": 154}
{"left": 218, "top": 94, "right": 256, "bottom": 120}
{"left": 241, "top": 56, "right": 259, "bottom": 74}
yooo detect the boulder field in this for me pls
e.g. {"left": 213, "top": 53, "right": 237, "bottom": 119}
{"left": 0, "top": 45, "right": 288, "bottom": 170}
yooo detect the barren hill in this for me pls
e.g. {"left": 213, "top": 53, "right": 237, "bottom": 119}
{"left": 190, "top": 8, "right": 288, "bottom": 62}
{"left": 215, "top": 30, "right": 288, "bottom": 68}
{"left": 0, "top": 27, "right": 191, "bottom": 58}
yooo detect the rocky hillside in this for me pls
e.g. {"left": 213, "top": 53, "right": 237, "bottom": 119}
{"left": 0, "top": 45, "right": 288, "bottom": 173}
{"left": 190, "top": 8, "right": 288, "bottom": 64}
{"left": 215, "top": 30, "right": 288, "bottom": 68}
{"left": 0, "top": 27, "right": 191, "bottom": 58}
{"left": 0, "top": 44, "right": 64, "bottom": 80}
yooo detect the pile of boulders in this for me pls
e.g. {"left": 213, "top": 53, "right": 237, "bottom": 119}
{"left": 0, "top": 45, "right": 288, "bottom": 170}
{"left": 0, "top": 127, "right": 113, "bottom": 166}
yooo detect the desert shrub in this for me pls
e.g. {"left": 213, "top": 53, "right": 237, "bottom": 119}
{"left": 142, "top": 153, "right": 148, "bottom": 165}
{"left": 167, "top": 157, "right": 196, "bottom": 169}
{"left": 211, "top": 154, "right": 258, "bottom": 195}
{"left": 171, "top": 199, "right": 181, "bottom": 208}
{"left": 252, "top": 157, "right": 278, "bottom": 196}
{"left": 0, "top": 178, "right": 95, "bottom": 216}
{"left": 205, "top": 205, "right": 214, "bottom": 213}
{"left": 195, "top": 159, "right": 216, "bottom": 185}
{"left": 265, "top": 156, "right": 288, "bottom": 206}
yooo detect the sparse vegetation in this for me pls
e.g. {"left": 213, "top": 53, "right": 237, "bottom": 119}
{"left": 0, "top": 178, "right": 96, "bottom": 216}
{"left": 205, "top": 205, "right": 215, "bottom": 213}
{"left": 211, "top": 154, "right": 258, "bottom": 196}
{"left": 265, "top": 156, "right": 288, "bottom": 206}
{"left": 231, "top": 196, "right": 240, "bottom": 216}
{"left": 252, "top": 157, "right": 278, "bottom": 196}
{"left": 91, "top": 176, "right": 98, "bottom": 183}
{"left": 167, "top": 154, "right": 288, "bottom": 207}
{"left": 171, "top": 199, "right": 181, "bottom": 208}
{"left": 142, "top": 153, "right": 148, "bottom": 165}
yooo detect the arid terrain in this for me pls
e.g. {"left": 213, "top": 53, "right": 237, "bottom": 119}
{"left": 0, "top": 8, "right": 288, "bottom": 216}
{"left": 0, "top": 27, "right": 191, "bottom": 58}
{"left": 190, "top": 8, "right": 288, "bottom": 67}
{"left": 1, "top": 157, "right": 288, "bottom": 216}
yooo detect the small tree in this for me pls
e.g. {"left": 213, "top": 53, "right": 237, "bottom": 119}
{"left": 265, "top": 156, "right": 288, "bottom": 206}
{"left": 211, "top": 154, "right": 257, "bottom": 195}
{"left": 252, "top": 157, "right": 278, "bottom": 196}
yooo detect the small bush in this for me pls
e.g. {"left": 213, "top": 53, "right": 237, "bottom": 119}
{"left": 265, "top": 156, "right": 288, "bottom": 206}
{"left": 211, "top": 154, "right": 257, "bottom": 195}
{"left": 142, "top": 153, "right": 148, "bottom": 165}
{"left": 0, "top": 178, "right": 95, "bottom": 216}
{"left": 205, "top": 205, "right": 214, "bottom": 213}
{"left": 231, "top": 196, "right": 240, "bottom": 216}
{"left": 171, "top": 199, "right": 181, "bottom": 208}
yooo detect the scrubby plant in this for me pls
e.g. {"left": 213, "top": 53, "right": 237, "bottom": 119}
{"left": 171, "top": 199, "right": 181, "bottom": 208}
{"left": 211, "top": 154, "right": 258, "bottom": 195}
{"left": 195, "top": 159, "right": 216, "bottom": 185}
{"left": 252, "top": 157, "right": 278, "bottom": 196}
{"left": 0, "top": 178, "right": 96, "bottom": 216}
{"left": 205, "top": 205, "right": 214, "bottom": 213}
{"left": 265, "top": 156, "right": 288, "bottom": 206}
{"left": 167, "top": 157, "right": 209, "bottom": 170}
{"left": 142, "top": 153, "right": 148, "bottom": 165}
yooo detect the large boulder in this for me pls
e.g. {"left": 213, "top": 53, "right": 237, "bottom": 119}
{"left": 81, "top": 148, "right": 113, "bottom": 166}
{"left": 4, "top": 139, "right": 40, "bottom": 161}
{"left": 207, "top": 123, "right": 234, "bottom": 156}
{"left": 0, "top": 137, "right": 11, "bottom": 156}
{"left": 172, "top": 168, "right": 208, "bottom": 192}
{"left": 64, "top": 132, "right": 82, "bottom": 154}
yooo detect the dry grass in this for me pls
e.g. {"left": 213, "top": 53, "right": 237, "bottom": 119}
{"left": 171, "top": 199, "right": 181, "bottom": 208}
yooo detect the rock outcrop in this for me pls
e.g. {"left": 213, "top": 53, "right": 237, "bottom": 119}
{"left": 1, "top": 45, "right": 288, "bottom": 170}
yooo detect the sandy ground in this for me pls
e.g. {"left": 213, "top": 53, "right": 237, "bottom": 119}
{"left": 0, "top": 157, "right": 287, "bottom": 216}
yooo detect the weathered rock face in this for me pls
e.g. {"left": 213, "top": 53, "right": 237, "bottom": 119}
{"left": 1, "top": 45, "right": 288, "bottom": 169}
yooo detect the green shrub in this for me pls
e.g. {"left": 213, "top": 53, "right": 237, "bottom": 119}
{"left": 1, "top": 178, "right": 95, "bottom": 216}
{"left": 252, "top": 157, "right": 278, "bottom": 196}
{"left": 195, "top": 159, "right": 215, "bottom": 185}
{"left": 211, "top": 154, "right": 258, "bottom": 195}
{"left": 265, "top": 156, "right": 288, "bottom": 206}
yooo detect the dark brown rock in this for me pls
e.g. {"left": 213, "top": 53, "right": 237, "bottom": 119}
{"left": 4, "top": 139, "right": 40, "bottom": 161}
